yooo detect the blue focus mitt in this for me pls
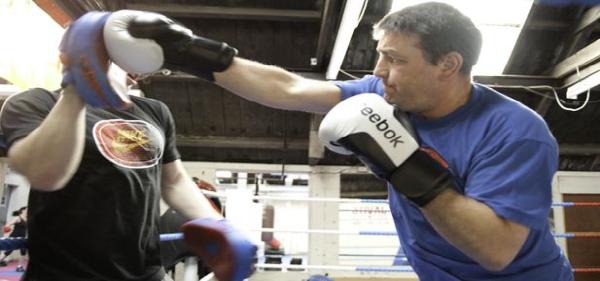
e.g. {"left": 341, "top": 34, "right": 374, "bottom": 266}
{"left": 59, "top": 11, "right": 131, "bottom": 108}
{"left": 182, "top": 218, "right": 256, "bottom": 281}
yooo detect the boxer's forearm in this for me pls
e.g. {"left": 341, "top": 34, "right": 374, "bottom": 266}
{"left": 215, "top": 58, "right": 342, "bottom": 114}
{"left": 161, "top": 160, "right": 222, "bottom": 220}
{"left": 8, "top": 86, "right": 86, "bottom": 191}
{"left": 421, "top": 189, "right": 529, "bottom": 271}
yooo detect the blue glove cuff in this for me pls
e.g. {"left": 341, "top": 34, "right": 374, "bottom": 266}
{"left": 59, "top": 11, "right": 130, "bottom": 108}
{"left": 182, "top": 218, "right": 257, "bottom": 281}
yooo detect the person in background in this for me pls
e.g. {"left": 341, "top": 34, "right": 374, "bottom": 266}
{"left": 192, "top": 177, "right": 223, "bottom": 213}
{"left": 0, "top": 206, "right": 28, "bottom": 271}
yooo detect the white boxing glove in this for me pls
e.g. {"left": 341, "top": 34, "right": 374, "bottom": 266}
{"left": 318, "top": 93, "right": 419, "bottom": 163}
{"left": 104, "top": 9, "right": 237, "bottom": 81}
{"left": 319, "top": 94, "right": 452, "bottom": 207}
{"left": 103, "top": 10, "right": 164, "bottom": 74}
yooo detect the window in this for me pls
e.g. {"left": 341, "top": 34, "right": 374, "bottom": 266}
{"left": 391, "top": 0, "right": 534, "bottom": 75}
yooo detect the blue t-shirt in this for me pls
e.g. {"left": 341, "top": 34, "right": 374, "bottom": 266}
{"left": 335, "top": 75, "right": 573, "bottom": 281}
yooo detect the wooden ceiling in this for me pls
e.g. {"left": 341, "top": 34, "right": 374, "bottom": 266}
{"left": 20, "top": 0, "right": 600, "bottom": 176}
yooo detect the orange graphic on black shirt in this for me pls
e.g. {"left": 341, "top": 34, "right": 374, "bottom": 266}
{"left": 93, "top": 119, "right": 164, "bottom": 169}
{"left": 112, "top": 129, "right": 151, "bottom": 153}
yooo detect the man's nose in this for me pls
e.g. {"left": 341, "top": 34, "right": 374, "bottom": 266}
{"left": 373, "top": 58, "right": 388, "bottom": 79}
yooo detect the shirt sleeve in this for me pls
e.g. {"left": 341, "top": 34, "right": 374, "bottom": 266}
{"left": 333, "top": 75, "right": 385, "bottom": 100}
{"left": 465, "top": 139, "right": 558, "bottom": 229}
{"left": 0, "top": 88, "right": 57, "bottom": 149}
{"left": 157, "top": 102, "right": 181, "bottom": 164}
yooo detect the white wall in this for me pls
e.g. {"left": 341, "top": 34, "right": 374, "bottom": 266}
{"left": 4, "top": 166, "right": 30, "bottom": 223}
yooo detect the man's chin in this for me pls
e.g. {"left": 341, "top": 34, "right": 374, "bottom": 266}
{"left": 385, "top": 98, "right": 411, "bottom": 111}
{"left": 384, "top": 95, "right": 403, "bottom": 107}
{"left": 383, "top": 93, "right": 393, "bottom": 103}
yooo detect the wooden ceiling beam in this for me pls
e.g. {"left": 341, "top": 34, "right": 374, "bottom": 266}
{"left": 473, "top": 75, "right": 559, "bottom": 88}
{"left": 560, "top": 144, "right": 600, "bottom": 155}
{"left": 139, "top": 71, "right": 325, "bottom": 83}
{"left": 313, "top": 0, "right": 339, "bottom": 69}
{"left": 526, "top": 19, "right": 570, "bottom": 30}
{"left": 176, "top": 136, "right": 307, "bottom": 150}
{"left": 574, "top": 6, "right": 600, "bottom": 34}
{"left": 561, "top": 61, "right": 600, "bottom": 89}
{"left": 549, "top": 35, "right": 600, "bottom": 80}
{"left": 125, "top": 4, "right": 321, "bottom": 22}
{"left": 34, "top": 0, "right": 126, "bottom": 26}
{"left": 33, "top": 0, "right": 73, "bottom": 27}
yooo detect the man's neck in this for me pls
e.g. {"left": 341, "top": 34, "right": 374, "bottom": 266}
{"left": 420, "top": 78, "right": 472, "bottom": 119}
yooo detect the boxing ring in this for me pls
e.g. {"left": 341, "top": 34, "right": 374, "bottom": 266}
{"left": 2, "top": 163, "right": 599, "bottom": 281}
{"left": 181, "top": 164, "right": 600, "bottom": 280}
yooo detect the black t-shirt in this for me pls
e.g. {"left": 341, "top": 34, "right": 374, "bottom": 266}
{"left": 10, "top": 217, "right": 27, "bottom": 238}
{"left": 0, "top": 88, "right": 180, "bottom": 281}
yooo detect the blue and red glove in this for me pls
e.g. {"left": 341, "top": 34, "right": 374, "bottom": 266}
{"left": 182, "top": 218, "right": 256, "bottom": 281}
{"left": 59, "top": 11, "right": 131, "bottom": 108}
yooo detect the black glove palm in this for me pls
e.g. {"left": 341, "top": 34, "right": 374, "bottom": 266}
{"left": 128, "top": 13, "right": 238, "bottom": 81}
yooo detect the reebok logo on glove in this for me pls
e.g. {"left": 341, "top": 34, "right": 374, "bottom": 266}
{"left": 360, "top": 106, "right": 405, "bottom": 147}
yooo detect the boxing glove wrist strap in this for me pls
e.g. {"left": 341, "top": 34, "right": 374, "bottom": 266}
{"left": 388, "top": 150, "right": 453, "bottom": 207}
{"left": 165, "top": 36, "right": 238, "bottom": 81}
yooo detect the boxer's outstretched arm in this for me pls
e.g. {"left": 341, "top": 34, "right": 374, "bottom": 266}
{"left": 104, "top": 11, "right": 342, "bottom": 114}
{"left": 8, "top": 86, "right": 86, "bottom": 191}
{"left": 215, "top": 58, "right": 342, "bottom": 114}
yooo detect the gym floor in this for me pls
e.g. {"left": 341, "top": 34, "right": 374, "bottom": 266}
{"left": 0, "top": 260, "right": 25, "bottom": 281}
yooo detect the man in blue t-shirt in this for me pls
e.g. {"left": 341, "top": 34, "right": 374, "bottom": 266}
{"left": 108, "top": 2, "right": 573, "bottom": 280}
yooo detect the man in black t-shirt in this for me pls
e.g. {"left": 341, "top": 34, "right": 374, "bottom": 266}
{"left": 0, "top": 12, "right": 255, "bottom": 281}
{"left": 1, "top": 84, "right": 193, "bottom": 281}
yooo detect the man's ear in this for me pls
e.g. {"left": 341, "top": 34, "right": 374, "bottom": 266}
{"left": 438, "top": 52, "right": 463, "bottom": 78}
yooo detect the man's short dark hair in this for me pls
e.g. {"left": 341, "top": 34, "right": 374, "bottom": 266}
{"left": 12, "top": 206, "right": 27, "bottom": 216}
{"left": 373, "top": 2, "right": 482, "bottom": 74}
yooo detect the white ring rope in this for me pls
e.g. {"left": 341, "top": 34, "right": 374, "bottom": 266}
{"left": 255, "top": 263, "right": 415, "bottom": 273}
{"left": 200, "top": 190, "right": 387, "bottom": 204}
{"left": 252, "top": 228, "right": 396, "bottom": 236}
{"left": 200, "top": 190, "right": 600, "bottom": 208}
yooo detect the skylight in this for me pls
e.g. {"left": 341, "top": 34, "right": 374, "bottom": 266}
{"left": 391, "top": 0, "right": 534, "bottom": 76}
{"left": 0, "top": 0, "right": 63, "bottom": 90}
